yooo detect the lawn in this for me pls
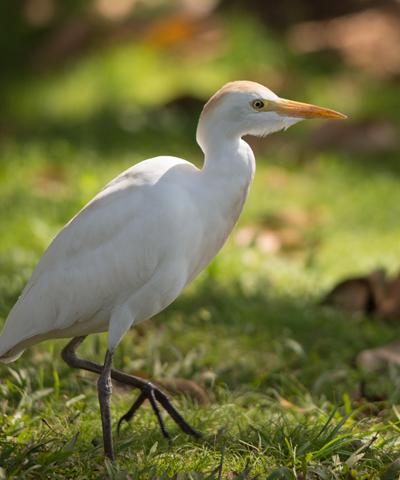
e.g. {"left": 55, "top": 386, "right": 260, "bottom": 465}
{"left": 1, "top": 8, "right": 400, "bottom": 479}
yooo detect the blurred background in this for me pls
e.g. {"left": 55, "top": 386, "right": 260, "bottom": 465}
{"left": 1, "top": 0, "right": 400, "bottom": 405}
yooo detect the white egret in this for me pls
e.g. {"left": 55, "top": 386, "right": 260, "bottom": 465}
{"left": 0, "top": 81, "right": 346, "bottom": 460}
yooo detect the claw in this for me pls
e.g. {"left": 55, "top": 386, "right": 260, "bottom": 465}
{"left": 62, "top": 338, "right": 202, "bottom": 441}
{"left": 118, "top": 381, "right": 202, "bottom": 440}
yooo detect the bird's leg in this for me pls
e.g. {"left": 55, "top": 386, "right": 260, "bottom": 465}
{"left": 61, "top": 336, "right": 115, "bottom": 459}
{"left": 98, "top": 349, "right": 115, "bottom": 461}
{"left": 61, "top": 337, "right": 202, "bottom": 443}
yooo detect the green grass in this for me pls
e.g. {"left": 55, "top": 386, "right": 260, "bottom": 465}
{"left": 1, "top": 10, "right": 400, "bottom": 479}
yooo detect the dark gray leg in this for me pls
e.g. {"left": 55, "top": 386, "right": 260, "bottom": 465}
{"left": 61, "top": 336, "right": 202, "bottom": 453}
{"left": 97, "top": 349, "right": 115, "bottom": 460}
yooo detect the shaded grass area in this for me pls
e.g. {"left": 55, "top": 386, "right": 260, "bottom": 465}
{"left": 2, "top": 369, "right": 400, "bottom": 479}
{"left": 1, "top": 11, "right": 400, "bottom": 479}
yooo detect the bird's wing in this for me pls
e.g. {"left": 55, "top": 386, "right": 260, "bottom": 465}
{"left": 0, "top": 156, "right": 198, "bottom": 358}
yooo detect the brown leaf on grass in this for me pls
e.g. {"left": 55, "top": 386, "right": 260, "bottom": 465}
{"left": 253, "top": 227, "right": 304, "bottom": 253}
{"left": 279, "top": 397, "right": 305, "bottom": 413}
{"left": 356, "top": 338, "right": 400, "bottom": 373}
{"left": 154, "top": 378, "right": 213, "bottom": 405}
{"left": 322, "top": 269, "right": 400, "bottom": 320}
{"left": 234, "top": 225, "right": 282, "bottom": 252}
{"left": 263, "top": 209, "right": 321, "bottom": 230}
{"left": 277, "top": 228, "right": 304, "bottom": 249}
{"left": 321, "top": 278, "right": 376, "bottom": 314}
{"left": 255, "top": 230, "right": 282, "bottom": 253}
{"left": 366, "top": 270, "right": 388, "bottom": 309}
{"left": 375, "top": 274, "right": 400, "bottom": 319}
{"left": 111, "top": 375, "right": 213, "bottom": 405}
{"left": 325, "top": 270, "right": 400, "bottom": 374}
{"left": 234, "top": 208, "right": 320, "bottom": 253}
{"left": 279, "top": 209, "right": 319, "bottom": 228}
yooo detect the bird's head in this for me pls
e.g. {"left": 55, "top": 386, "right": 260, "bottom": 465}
{"left": 196, "top": 81, "right": 346, "bottom": 152}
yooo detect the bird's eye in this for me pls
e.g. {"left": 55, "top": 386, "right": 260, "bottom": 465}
{"left": 251, "top": 99, "right": 266, "bottom": 110}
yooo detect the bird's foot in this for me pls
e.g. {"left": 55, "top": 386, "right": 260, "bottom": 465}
{"left": 117, "top": 381, "right": 202, "bottom": 440}
{"left": 61, "top": 337, "right": 201, "bottom": 441}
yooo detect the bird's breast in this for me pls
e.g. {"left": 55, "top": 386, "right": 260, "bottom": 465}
{"left": 181, "top": 172, "right": 253, "bottom": 286}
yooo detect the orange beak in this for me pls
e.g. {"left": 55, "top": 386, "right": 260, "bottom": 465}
{"left": 273, "top": 98, "right": 347, "bottom": 120}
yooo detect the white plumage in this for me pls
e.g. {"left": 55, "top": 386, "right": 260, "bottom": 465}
{"left": 0, "top": 81, "right": 345, "bottom": 459}
{"left": 0, "top": 152, "right": 252, "bottom": 359}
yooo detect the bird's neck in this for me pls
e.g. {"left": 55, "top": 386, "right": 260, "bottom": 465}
{"left": 180, "top": 132, "right": 256, "bottom": 285}
{"left": 201, "top": 133, "right": 255, "bottom": 182}
{"left": 197, "top": 111, "right": 255, "bottom": 178}
{"left": 197, "top": 118, "right": 256, "bottom": 230}
{"left": 200, "top": 134, "right": 256, "bottom": 238}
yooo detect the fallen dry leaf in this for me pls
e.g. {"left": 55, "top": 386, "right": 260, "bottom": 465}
{"left": 356, "top": 338, "right": 400, "bottom": 373}
{"left": 279, "top": 397, "right": 305, "bottom": 412}
{"left": 279, "top": 208, "right": 319, "bottom": 228}
{"left": 255, "top": 230, "right": 282, "bottom": 253}
{"left": 154, "top": 377, "right": 212, "bottom": 405}
{"left": 234, "top": 208, "right": 319, "bottom": 254}
{"left": 322, "top": 277, "right": 374, "bottom": 314}
{"left": 322, "top": 269, "right": 400, "bottom": 320}
{"left": 375, "top": 275, "right": 400, "bottom": 319}
{"left": 111, "top": 374, "right": 213, "bottom": 405}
